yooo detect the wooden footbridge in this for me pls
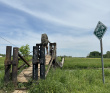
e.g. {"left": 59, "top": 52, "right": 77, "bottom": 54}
{"left": 17, "top": 54, "right": 52, "bottom": 83}
{"left": 4, "top": 43, "right": 61, "bottom": 93}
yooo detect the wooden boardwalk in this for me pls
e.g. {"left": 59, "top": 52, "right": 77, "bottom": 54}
{"left": 13, "top": 55, "right": 51, "bottom": 93}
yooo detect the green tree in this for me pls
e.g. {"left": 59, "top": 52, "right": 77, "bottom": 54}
{"left": 19, "top": 44, "right": 30, "bottom": 60}
{"left": 105, "top": 51, "right": 110, "bottom": 58}
{"left": 87, "top": 51, "right": 101, "bottom": 58}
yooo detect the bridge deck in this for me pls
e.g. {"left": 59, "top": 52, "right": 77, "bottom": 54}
{"left": 17, "top": 55, "right": 51, "bottom": 82}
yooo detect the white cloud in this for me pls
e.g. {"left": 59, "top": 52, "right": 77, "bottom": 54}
{"left": 0, "top": 0, "right": 110, "bottom": 56}
{"left": 0, "top": 28, "right": 109, "bottom": 56}
{"left": 1, "top": 0, "right": 110, "bottom": 29}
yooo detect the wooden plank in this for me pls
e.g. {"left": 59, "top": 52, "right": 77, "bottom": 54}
{"left": 45, "top": 55, "right": 51, "bottom": 65}
{"left": 4, "top": 46, "right": 12, "bottom": 82}
{"left": 60, "top": 58, "right": 64, "bottom": 67}
{"left": 17, "top": 64, "right": 40, "bottom": 82}
{"left": 45, "top": 57, "right": 54, "bottom": 77}
{"left": 17, "top": 64, "right": 32, "bottom": 82}
{"left": 18, "top": 53, "right": 30, "bottom": 67}
{"left": 13, "top": 88, "right": 28, "bottom": 93}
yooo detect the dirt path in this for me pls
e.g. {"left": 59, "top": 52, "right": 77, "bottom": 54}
{"left": 13, "top": 55, "right": 51, "bottom": 93}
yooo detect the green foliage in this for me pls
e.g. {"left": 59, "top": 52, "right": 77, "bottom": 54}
{"left": 63, "top": 57, "right": 110, "bottom": 69}
{"left": 0, "top": 57, "right": 15, "bottom": 92}
{"left": 0, "top": 57, "right": 5, "bottom": 70}
{"left": 29, "top": 68, "right": 110, "bottom": 93}
{"left": 0, "top": 54, "right": 5, "bottom": 57}
{"left": 19, "top": 44, "right": 30, "bottom": 60}
{"left": 87, "top": 51, "right": 101, "bottom": 58}
{"left": 29, "top": 57, "right": 110, "bottom": 93}
{"left": 105, "top": 51, "right": 110, "bottom": 58}
{"left": 19, "top": 44, "right": 30, "bottom": 56}
{"left": 0, "top": 70, "right": 5, "bottom": 89}
{"left": 1, "top": 57, "right": 110, "bottom": 93}
{"left": 29, "top": 69, "right": 68, "bottom": 93}
{"left": 0, "top": 70, "right": 15, "bottom": 93}
{"left": 87, "top": 51, "right": 110, "bottom": 58}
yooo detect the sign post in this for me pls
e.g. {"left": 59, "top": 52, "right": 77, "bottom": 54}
{"left": 100, "top": 39, "right": 104, "bottom": 83}
{"left": 94, "top": 21, "right": 107, "bottom": 83}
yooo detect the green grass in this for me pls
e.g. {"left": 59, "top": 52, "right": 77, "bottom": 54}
{"left": 29, "top": 68, "right": 110, "bottom": 93}
{"left": 29, "top": 57, "right": 110, "bottom": 93}
{"left": 0, "top": 57, "right": 5, "bottom": 70}
{"left": 1, "top": 57, "right": 110, "bottom": 93}
{"left": 63, "top": 57, "right": 110, "bottom": 69}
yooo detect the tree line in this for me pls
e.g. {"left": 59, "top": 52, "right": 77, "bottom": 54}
{"left": 87, "top": 51, "right": 110, "bottom": 58}
{"left": 0, "top": 54, "right": 5, "bottom": 57}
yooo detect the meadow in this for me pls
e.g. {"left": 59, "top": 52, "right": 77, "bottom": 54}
{"left": 0, "top": 57, "right": 5, "bottom": 70}
{"left": 1, "top": 57, "right": 110, "bottom": 93}
{"left": 29, "top": 57, "right": 110, "bottom": 93}
{"left": 63, "top": 57, "right": 110, "bottom": 69}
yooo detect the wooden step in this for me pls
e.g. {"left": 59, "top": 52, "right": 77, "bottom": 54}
{"left": 45, "top": 55, "right": 51, "bottom": 65}
{"left": 13, "top": 90, "right": 27, "bottom": 93}
{"left": 17, "top": 65, "right": 32, "bottom": 82}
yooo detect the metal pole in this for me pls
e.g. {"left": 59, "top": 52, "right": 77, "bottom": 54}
{"left": 100, "top": 39, "right": 105, "bottom": 83}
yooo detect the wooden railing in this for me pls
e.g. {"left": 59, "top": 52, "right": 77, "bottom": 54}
{"left": 4, "top": 46, "right": 31, "bottom": 84}
{"left": 32, "top": 43, "right": 57, "bottom": 80}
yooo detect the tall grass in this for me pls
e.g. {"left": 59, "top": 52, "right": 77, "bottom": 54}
{"left": 29, "top": 57, "right": 110, "bottom": 93}
{"left": 29, "top": 68, "right": 110, "bottom": 93}
{"left": 1, "top": 57, "right": 110, "bottom": 93}
{"left": 0, "top": 57, "right": 5, "bottom": 70}
{"left": 63, "top": 57, "right": 110, "bottom": 69}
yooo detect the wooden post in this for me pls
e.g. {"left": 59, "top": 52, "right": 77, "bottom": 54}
{"left": 32, "top": 46, "right": 39, "bottom": 80}
{"left": 40, "top": 44, "right": 45, "bottom": 79}
{"left": 49, "top": 43, "right": 52, "bottom": 56}
{"left": 49, "top": 43, "right": 57, "bottom": 65}
{"left": 53, "top": 43, "right": 56, "bottom": 63}
{"left": 4, "top": 46, "right": 12, "bottom": 82}
{"left": 12, "top": 47, "right": 19, "bottom": 85}
{"left": 49, "top": 43, "right": 56, "bottom": 57}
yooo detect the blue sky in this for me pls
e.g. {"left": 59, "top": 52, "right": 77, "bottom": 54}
{"left": 0, "top": 0, "right": 110, "bottom": 57}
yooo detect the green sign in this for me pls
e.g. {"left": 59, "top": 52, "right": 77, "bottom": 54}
{"left": 94, "top": 21, "right": 107, "bottom": 40}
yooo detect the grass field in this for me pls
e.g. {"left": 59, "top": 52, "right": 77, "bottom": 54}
{"left": 1, "top": 57, "right": 110, "bottom": 93}
{"left": 29, "top": 57, "right": 110, "bottom": 93}
{"left": 0, "top": 57, "right": 5, "bottom": 70}
{"left": 30, "top": 69, "right": 110, "bottom": 93}
{"left": 63, "top": 57, "right": 110, "bottom": 69}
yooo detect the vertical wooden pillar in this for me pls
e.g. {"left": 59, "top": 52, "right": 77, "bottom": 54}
{"left": 40, "top": 44, "right": 45, "bottom": 79}
{"left": 49, "top": 43, "right": 57, "bottom": 64}
{"left": 49, "top": 43, "right": 52, "bottom": 56}
{"left": 4, "top": 46, "right": 12, "bottom": 82}
{"left": 12, "top": 47, "right": 19, "bottom": 85}
{"left": 54, "top": 43, "right": 56, "bottom": 63}
{"left": 32, "top": 46, "right": 39, "bottom": 80}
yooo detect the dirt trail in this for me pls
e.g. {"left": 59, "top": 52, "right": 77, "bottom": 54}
{"left": 13, "top": 55, "right": 51, "bottom": 93}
